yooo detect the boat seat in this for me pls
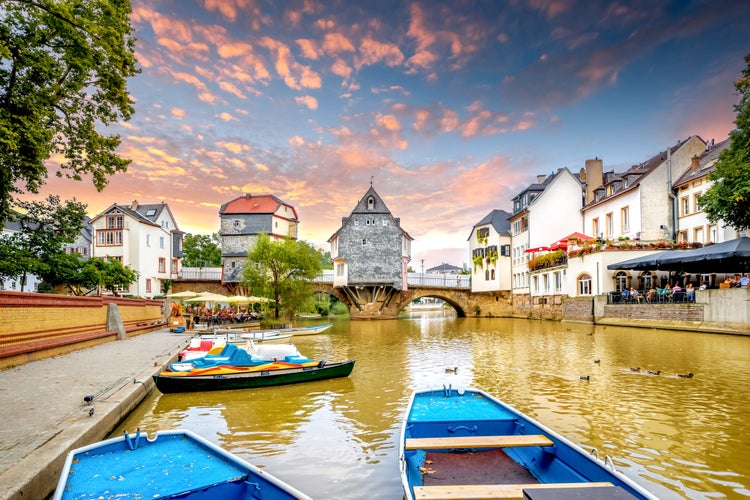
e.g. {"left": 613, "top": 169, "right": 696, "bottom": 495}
{"left": 405, "top": 434, "right": 553, "bottom": 450}
{"left": 413, "top": 482, "right": 614, "bottom": 499}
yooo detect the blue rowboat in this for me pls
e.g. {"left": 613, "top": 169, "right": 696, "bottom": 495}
{"left": 400, "top": 387, "right": 658, "bottom": 500}
{"left": 53, "top": 429, "right": 311, "bottom": 500}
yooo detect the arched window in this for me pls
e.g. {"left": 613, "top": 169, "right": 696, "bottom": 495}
{"left": 641, "top": 271, "right": 654, "bottom": 290}
{"left": 614, "top": 271, "right": 629, "bottom": 291}
{"left": 367, "top": 196, "right": 375, "bottom": 210}
{"left": 490, "top": 269, "right": 495, "bottom": 280}
{"left": 577, "top": 274, "right": 592, "bottom": 295}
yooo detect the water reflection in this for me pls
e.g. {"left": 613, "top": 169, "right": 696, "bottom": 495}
{"left": 114, "top": 315, "right": 750, "bottom": 499}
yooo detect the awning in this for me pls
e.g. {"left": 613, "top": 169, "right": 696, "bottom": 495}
{"left": 525, "top": 246, "right": 549, "bottom": 253}
{"left": 607, "top": 237, "right": 750, "bottom": 273}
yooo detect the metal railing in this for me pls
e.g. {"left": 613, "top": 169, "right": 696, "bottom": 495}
{"left": 312, "top": 270, "right": 471, "bottom": 288}
{"left": 178, "top": 267, "right": 223, "bottom": 281}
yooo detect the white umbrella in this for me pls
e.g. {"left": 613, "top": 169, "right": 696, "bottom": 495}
{"left": 167, "top": 290, "right": 199, "bottom": 298}
{"left": 185, "top": 292, "right": 229, "bottom": 302}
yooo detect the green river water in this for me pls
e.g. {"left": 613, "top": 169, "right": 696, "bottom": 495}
{"left": 114, "top": 314, "right": 750, "bottom": 499}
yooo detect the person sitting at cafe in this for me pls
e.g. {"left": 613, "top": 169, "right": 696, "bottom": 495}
{"left": 629, "top": 287, "right": 642, "bottom": 303}
{"left": 647, "top": 287, "right": 657, "bottom": 303}
{"left": 672, "top": 283, "right": 682, "bottom": 293}
{"left": 685, "top": 283, "right": 695, "bottom": 302}
{"left": 740, "top": 273, "right": 750, "bottom": 287}
{"left": 699, "top": 281, "right": 708, "bottom": 290}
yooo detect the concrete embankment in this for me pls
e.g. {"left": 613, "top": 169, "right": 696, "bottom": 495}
{"left": 0, "top": 329, "right": 189, "bottom": 500}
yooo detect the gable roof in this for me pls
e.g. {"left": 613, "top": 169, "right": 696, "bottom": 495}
{"left": 469, "top": 209, "right": 511, "bottom": 240}
{"left": 583, "top": 135, "right": 705, "bottom": 211}
{"left": 673, "top": 138, "right": 730, "bottom": 187}
{"left": 327, "top": 185, "right": 413, "bottom": 242}
{"left": 219, "top": 193, "right": 298, "bottom": 220}
{"left": 89, "top": 201, "right": 182, "bottom": 232}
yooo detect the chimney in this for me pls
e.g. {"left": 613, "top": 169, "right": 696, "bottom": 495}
{"left": 584, "top": 158, "right": 603, "bottom": 205}
{"left": 691, "top": 155, "right": 700, "bottom": 172}
{"left": 130, "top": 200, "right": 139, "bottom": 210}
{"left": 536, "top": 175, "right": 546, "bottom": 183}
{"left": 579, "top": 168, "right": 586, "bottom": 182}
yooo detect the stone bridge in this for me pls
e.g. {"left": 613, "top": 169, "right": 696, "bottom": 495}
{"left": 312, "top": 282, "right": 511, "bottom": 320}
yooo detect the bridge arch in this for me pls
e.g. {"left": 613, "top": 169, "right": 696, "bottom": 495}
{"left": 399, "top": 289, "right": 468, "bottom": 317}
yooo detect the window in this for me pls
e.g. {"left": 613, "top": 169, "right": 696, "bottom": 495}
{"left": 382, "top": 219, "right": 388, "bottom": 226}
{"left": 106, "top": 215, "right": 123, "bottom": 229}
{"left": 620, "top": 206, "right": 629, "bottom": 233}
{"left": 532, "top": 275, "right": 539, "bottom": 293}
{"left": 694, "top": 193, "right": 702, "bottom": 213}
{"left": 578, "top": 274, "right": 592, "bottom": 295}
{"left": 681, "top": 196, "right": 690, "bottom": 216}
{"left": 336, "top": 263, "right": 344, "bottom": 276}
{"left": 367, "top": 196, "right": 375, "bottom": 210}
{"left": 158, "top": 258, "right": 166, "bottom": 273}
{"left": 97, "top": 230, "right": 123, "bottom": 246}
{"left": 234, "top": 219, "right": 240, "bottom": 228}
{"left": 159, "top": 237, "right": 165, "bottom": 248}
{"left": 146, "top": 209, "right": 156, "bottom": 217}
{"left": 171, "top": 258, "right": 178, "bottom": 273}
{"left": 679, "top": 230, "right": 688, "bottom": 243}
{"left": 146, "top": 279, "right": 151, "bottom": 293}
{"left": 605, "top": 213, "right": 613, "bottom": 237}
{"left": 491, "top": 269, "right": 495, "bottom": 280}
{"left": 614, "top": 271, "right": 628, "bottom": 291}
{"left": 362, "top": 239, "right": 367, "bottom": 245}
{"left": 485, "top": 269, "right": 490, "bottom": 280}
{"left": 501, "top": 245, "right": 510, "bottom": 256}
{"left": 592, "top": 218, "right": 600, "bottom": 238}
{"left": 641, "top": 272, "right": 654, "bottom": 290}
{"left": 542, "top": 274, "right": 549, "bottom": 293}
{"left": 554, "top": 271, "right": 562, "bottom": 292}
{"left": 694, "top": 227, "right": 704, "bottom": 244}
{"left": 146, "top": 234, "right": 150, "bottom": 246}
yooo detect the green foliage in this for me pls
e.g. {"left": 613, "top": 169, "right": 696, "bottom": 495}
{"left": 317, "top": 248, "right": 333, "bottom": 270}
{"left": 87, "top": 257, "right": 138, "bottom": 296}
{"left": 182, "top": 233, "right": 222, "bottom": 267}
{"left": 700, "top": 53, "right": 750, "bottom": 230}
{"left": 330, "top": 301, "right": 349, "bottom": 315}
{"left": 242, "top": 233, "right": 323, "bottom": 319}
{"left": 0, "top": 0, "right": 139, "bottom": 224}
{"left": 0, "top": 195, "right": 87, "bottom": 290}
{"left": 314, "top": 301, "right": 330, "bottom": 316}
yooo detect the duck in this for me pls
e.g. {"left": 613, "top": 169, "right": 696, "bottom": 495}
{"left": 629, "top": 367, "right": 641, "bottom": 372}
{"left": 593, "top": 359, "right": 600, "bottom": 364}
{"left": 445, "top": 367, "right": 458, "bottom": 374}
{"left": 677, "top": 372, "right": 694, "bottom": 378}
{"left": 579, "top": 375, "right": 590, "bottom": 381}
{"left": 646, "top": 370, "right": 661, "bottom": 376}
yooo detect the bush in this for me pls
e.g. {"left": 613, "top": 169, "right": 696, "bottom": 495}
{"left": 330, "top": 301, "right": 349, "bottom": 315}
{"left": 314, "top": 301, "right": 330, "bottom": 316}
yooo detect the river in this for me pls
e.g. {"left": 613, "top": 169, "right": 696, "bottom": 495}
{"left": 114, "top": 314, "right": 750, "bottom": 499}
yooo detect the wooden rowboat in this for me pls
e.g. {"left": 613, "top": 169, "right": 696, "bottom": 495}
{"left": 53, "top": 429, "right": 311, "bottom": 499}
{"left": 400, "top": 387, "right": 658, "bottom": 500}
{"left": 154, "top": 359, "right": 355, "bottom": 394}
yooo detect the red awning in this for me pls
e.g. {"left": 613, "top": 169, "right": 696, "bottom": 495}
{"left": 525, "top": 246, "right": 549, "bottom": 253}
{"left": 548, "top": 232, "right": 594, "bottom": 250}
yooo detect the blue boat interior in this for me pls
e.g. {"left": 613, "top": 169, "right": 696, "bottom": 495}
{"left": 171, "top": 343, "right": 312, "bottom": 371}
{"left": 60, "top": 432, "right": 295, "bottom": 499}
{"left": 403, "top": 389, "right": 643, "bottom": 496}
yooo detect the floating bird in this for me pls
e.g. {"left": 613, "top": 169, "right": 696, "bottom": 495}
{"left": 594, "top": 359, "right": 600, "bottom": 364}
{"left": 579, "top": 375, "right": 590, "bottom": 381}
{"left": 445, "top": 367, "right": 458, "bottom": 374}
{"left": 83, "top": 395, "right": 94, "bottom": 405}
{"left": 677, "top": 372, "right": 694, "bottom": 378}
{"left": 88, "top": 408, "right": 95, "bottom": 417}
{"left": 646, "top": 370, "right": 661, "bottom": 376}
{"left": 629, "top": 367, "right": 641, "bottom": 372}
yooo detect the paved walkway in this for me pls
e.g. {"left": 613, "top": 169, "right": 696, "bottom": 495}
{"left": 0, "top": 329, "right": 190, "bottom": 500}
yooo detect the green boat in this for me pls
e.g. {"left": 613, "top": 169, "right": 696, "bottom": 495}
{"left": 154, "top": 359, "right": 355, "bottom": 394}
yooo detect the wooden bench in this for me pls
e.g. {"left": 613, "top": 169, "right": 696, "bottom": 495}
{"left": 413, "top": 482, "right": 614, "bottom": 499}
{"left": 405, "top": 434, "right": 554, "bottom": 450}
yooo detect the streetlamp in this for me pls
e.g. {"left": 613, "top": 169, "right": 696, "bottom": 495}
{"left": 421, "top": 259, "right": 424, "bottom": 285}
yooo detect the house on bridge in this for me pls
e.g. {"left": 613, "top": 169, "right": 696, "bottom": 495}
{"left": 327, "top": 185, "right": 413, "bottom": 317}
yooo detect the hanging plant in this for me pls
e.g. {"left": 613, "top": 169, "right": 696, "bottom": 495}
{"left": 473, "top": 255, "right": 484, "bottom": 269}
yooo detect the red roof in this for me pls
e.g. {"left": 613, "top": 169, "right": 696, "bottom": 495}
{"left": 220, "top": 194, "right": 297, "bottom": 219}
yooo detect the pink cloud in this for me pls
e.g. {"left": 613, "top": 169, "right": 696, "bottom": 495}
{"left": 322, "top": 32, "right": 356, "bottom": 54}
{"left": 260, "top": 37, "right": 322, "bottom": 90}
{"left": 295, "top": 95, "right": 319, "bottom": 110}
{"left": 358, "top": 37, "right": 405, "bottom": 68}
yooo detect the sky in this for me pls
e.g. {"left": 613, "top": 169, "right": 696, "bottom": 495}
{"left": 27, "top": 0, "right": 750, "bottom": 270}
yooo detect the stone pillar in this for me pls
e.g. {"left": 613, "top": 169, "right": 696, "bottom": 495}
{"left": 107, "top": 302, "right": 127, "bottom": 340}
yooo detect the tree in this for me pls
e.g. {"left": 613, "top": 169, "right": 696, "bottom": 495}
{"left": 0, "top": 0, "right": 139, "bottom": 225}
{"left": 700, "top": 53, "right": 750, "bottom": 231}
{"left": 0, "top": 195, "right": 86, "bottom": 290}
{"left": 182, "top": 233, "right": 222, "bottom": 267}
{"left": 317, "top": 248, "right": 333, "bottom": 270}
{"left": 242, "top": 233, "right": 323, "bottom": 320}
{"left": 89, "top": 257, "right": 138, "bottom": 296}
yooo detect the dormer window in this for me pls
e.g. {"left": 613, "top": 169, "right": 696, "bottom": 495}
{"left": 367, "top": 196, "right": 375, "bottom": 210}
{"left": 146, "top": 209, "right": 156, "bottom": 216}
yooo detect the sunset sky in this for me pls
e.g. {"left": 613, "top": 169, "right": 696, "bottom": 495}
{"left": 27, "top": 0, "right": 750, "bottom": 269}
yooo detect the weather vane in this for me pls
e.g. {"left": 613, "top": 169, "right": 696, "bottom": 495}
{"left": 370, "top": 175, "right": 374, "bottom": 186}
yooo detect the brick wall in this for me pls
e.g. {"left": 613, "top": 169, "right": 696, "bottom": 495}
{"left": 562, "top": 297, "right": 594, "bottom": 322}
{"left": 0, "top": 292, "right": 164, "bottom": 368}
{"left": 602, "top": 303, "right": 704, "bottom": 322}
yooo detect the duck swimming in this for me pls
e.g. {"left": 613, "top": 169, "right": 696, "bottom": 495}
{"left": 677, "top": 372, "right": 694, "bottom": 378}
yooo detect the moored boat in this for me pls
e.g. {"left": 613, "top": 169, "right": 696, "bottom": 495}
{"left": 215, "top": 322, "right": 333, "bottom": 337}
{"left": 154, "top": 359, "right": 356, "bottom": 393}
{"left": 399, "top": 387, "right": 657, "bottom": 500}
{"left": 53, "top": 428, "right": 311, "bottom": 499}
{"left": 169, "top": 342, "right": 310, "bottom": 372}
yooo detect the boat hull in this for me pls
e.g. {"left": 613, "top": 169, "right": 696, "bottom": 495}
{"left": 154, "top": 359, "right": 355, "bottom": 394}
{"left": 53, "top": 429, "right": 310, "bottom": 499}
{"left": 399, "top": 387, "right": 657, "bottom": 500}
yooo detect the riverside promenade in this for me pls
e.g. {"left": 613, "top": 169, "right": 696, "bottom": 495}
{"left": 0, "top": 328, "right": 189, "bottom": 500}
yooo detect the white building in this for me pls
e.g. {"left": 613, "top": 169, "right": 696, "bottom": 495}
{"left": 469, "top": 209, "right": 511, "bottom": 293}
{"left": 673, "top": 138, "right": 739, "bottom": 245}
{"left": 90, "top": 201, "right": 183, "bottom": 298}
{"left": 508, "top": 168, "right": 585, "bottom": 306}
